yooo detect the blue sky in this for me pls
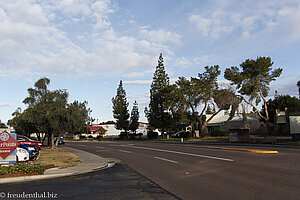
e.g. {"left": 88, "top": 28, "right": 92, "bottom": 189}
{"left": 1, "top": 0, "right": 300, "bottom": 124}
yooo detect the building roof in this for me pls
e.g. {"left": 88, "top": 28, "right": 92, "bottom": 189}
{"left": 208, "top": 114, "right": 259, "bottom": 125}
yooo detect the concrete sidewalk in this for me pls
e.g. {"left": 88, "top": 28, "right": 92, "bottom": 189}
{"left": 0, "top": 147, "right": 115, "bottom": 184}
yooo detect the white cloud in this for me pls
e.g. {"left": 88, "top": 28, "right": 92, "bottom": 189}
{"left": 0, "top": 103, "right": 14, "bottom": 108}
{"left": 57, "top": 0, "right": 92, "bottom": 18}
{"left": 0, "top": 0, "right": 176, "bottom": 78}
{"left": 91, "top": 0, "right": 116, "bottom": 30}
{"left": 189, "top": 15, "right": 211, "bottom": 36}
{"left": 1, "top": 0, "right": 48, "bottom": 25}
{"left": 123, "top": 80, "right": 152, "bottom": 85}
{"left": 123, "top": 69, "right": 154, "bottom": 78}
{"left": 140, "top": 29, "right": 182, "bottom": 45}
{"left": 174, "top": 55, "right": 217, "bottom": 67}
{"left": 174, "top": 57, "right": 193, "bottom": 67}
{"left": 189, "top": 0, "right": 300, "bottom": 40}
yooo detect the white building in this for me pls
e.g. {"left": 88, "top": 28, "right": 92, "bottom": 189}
{"left": 84, "top": 122, "right": 149, "bottom": 138}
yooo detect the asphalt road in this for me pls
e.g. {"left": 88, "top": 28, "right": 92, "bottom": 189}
{"left": 0, "top": 162, "right": 179, "bottom": 200}
{"left": 65, "top": 141, "right": 300, "bottom": 200}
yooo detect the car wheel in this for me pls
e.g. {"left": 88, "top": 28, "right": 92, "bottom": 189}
{"left": 35, "top": 152, "right": 40, "bottom": 160}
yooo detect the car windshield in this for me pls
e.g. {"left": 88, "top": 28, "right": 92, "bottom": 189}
{"left": 19, "top": 135, "right": 40, "bottom": 142}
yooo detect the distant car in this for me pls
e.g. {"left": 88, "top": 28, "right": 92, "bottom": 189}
{"left": 18, "top": 143, "right": 40, "bottom": 160}
{"left": 54, "top": 137, "right": 65, "bottom": 145}
{"left": 16, "top": 147, "right": 30, "bottom": 162}
{"left": 170, "top": 131, "right": 189, "bottom": 138}
{"left": 17, "top": 135, "right": 42, "bottom": 149}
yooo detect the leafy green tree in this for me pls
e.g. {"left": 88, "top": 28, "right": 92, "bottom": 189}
{"left": 297, "top": 80, "right": 300, "bottom": 98}
{"left": 224, "top": 57, "right": 283, "bottom": 134}
{"left": 100, "top": 120, "right": 115, "bottom": 124}
{"left": 145, "top": 53, "right": 173, "bottom": 139}
{"left": 262, "top": 94, "right": 300, "bottom": 124}
{"left": 8, "top": 107, "right": 38, "bottom": 137}
{"left": 97, "top": 127, "right": 107, "bottom": 137}
{"left": 0, "top": 120, "right": 8, "bottom": 128}
{"left": 112, "top": 80, "right": 130, "bottom": 137}
{"left": 129, "top": 101, "right": 139, "bottom": 134}
{"left": 176, "top": 66, "right": 228, "bottom": 137}
{"left": 66, "top": 101, "right": 92, "bottom": 134}
{"left": 9, "top": 78, "right": 92, "bottom": 149}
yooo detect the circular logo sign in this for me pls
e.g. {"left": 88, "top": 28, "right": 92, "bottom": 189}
{"left": 0, "top": 132, "right": 9, "bottom": 141}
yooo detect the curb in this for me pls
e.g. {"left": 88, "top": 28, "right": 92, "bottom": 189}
{"left": 0, "top": 147, "right": 116, "bottom": 184}
{"left": 0, "top": 163, "right": 114, "bottom": 184}
{"left": 147, "top": 141, "right": 280, "bottom": 154}
{"left": 220, "top": 147, "right": 279, "bottom": 154}
{"left": 147, "top": 140, "right": 300, "bottom": 149}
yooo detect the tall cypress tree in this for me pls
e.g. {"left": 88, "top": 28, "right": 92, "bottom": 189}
{"left": 112, "top": 80, "right": 129, "bottom": 137}
{"left": 145, "top": 53, "right": 172, "bottom": 139}
{"left": 129, "top": 101, "right": 139, "bottom": 134}
{"left": 297, "top": 80, "right": 300, "bottom": 99}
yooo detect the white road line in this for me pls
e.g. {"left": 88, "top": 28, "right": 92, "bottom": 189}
{"left": 96, "top": 150, "right": 109, "bottom": 152}
{"left": 96, "top": 146, "right": 104, "bottom": 149}
{"left": 118, "top": 149, "right": 132, "bottom": 153}
{"left": 121, "top": 145, "right": 234, "bottom": 162}
{"left": 154, "top": 156, "right": 178, "bottom": 164}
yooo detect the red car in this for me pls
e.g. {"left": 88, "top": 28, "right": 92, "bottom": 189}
{"left": 17, "top": 135, "right": 42, "bottom": 150}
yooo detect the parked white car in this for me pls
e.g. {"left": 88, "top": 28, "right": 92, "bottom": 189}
{"left": 16, "top": 147, "right": 30, "bottom": 162}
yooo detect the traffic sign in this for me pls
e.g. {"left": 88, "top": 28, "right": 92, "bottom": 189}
{"left": 0, "top": 130, "right": 19, "bottom": 160}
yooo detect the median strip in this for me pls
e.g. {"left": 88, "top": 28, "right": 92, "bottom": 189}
{"left": 221, "top": 147, "right": 279, "bottom": 154}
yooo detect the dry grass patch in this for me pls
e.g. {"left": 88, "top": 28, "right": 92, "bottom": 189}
{"left": 186, "top": 136, "right": 229, "bottom": 142}
{"left": 36, "top": 147, "right": 82, "bottom": 168}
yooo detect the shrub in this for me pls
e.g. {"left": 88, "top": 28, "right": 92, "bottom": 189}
{"left": 118, "top": 132, "right": 127, "bottom": 140}
{"left": 137, "top": 133, "right": 143, "bottom": 139}
{"left": 147, "top": 131, "right": 158, "bottom": 139}
{"left": 210, "top": 129, "right": 229, "bottom": 137}
{"left": 79, "top": 135, "right": 86, "bottom": 140}
{"left": 0, "top": 163, "right": 46, "bottom": 175}
{"left": 128, "top": 133, "right": 136, "bottom": 139}
{"left": 96, "top": 135, "right": 103, "bottom": 140}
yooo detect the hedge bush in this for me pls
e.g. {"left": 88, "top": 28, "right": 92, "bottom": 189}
{"left": 210, "top": 129, "right": 229, "bottom": 137}
{"left": 147, "top": 131, "right": 158, "bottom": 139}
{"left": 0, "top": 163, "right": 46, "bottom": 175}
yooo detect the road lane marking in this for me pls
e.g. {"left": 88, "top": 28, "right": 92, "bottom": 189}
{"left": 118, "top": 150, "right": 132, "bottom": 153}
{"left": 154, "top": 143, "right": 279, "bottom": 154}
{"left": 96, "top": 150, "right": 109, "bottom": 152}
{"left": 154, "top": 156, "right": 178, "bottom": 164}
{"left": 96, "top": 146, "right": 104, "bottom": 149}
{"left": 121, "top": 145, "right": 234, "bottom": 162}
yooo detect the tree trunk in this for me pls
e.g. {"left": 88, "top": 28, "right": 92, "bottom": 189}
{"left": 50, "top": 132, "right": 55, "bottom": 149}
{"left": 200, "top": 108, "right": 223, "bottom": 138}
{"left": 36, "top": 133, "right": 41, "bottom": 141}
{"left": 41, "top": 133, "right": 47, "bottom": 146}
{"left": 55, "top": 132, "right": 63, "bottom": 146}
{"left": 161, "top": 128, "right": 164, "bottom": 139}
{"left": 238, "top": 95, "right": 271, "bottom": 135}
{"left": 260, "top": 89, "right": 271, "bottom": 135}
